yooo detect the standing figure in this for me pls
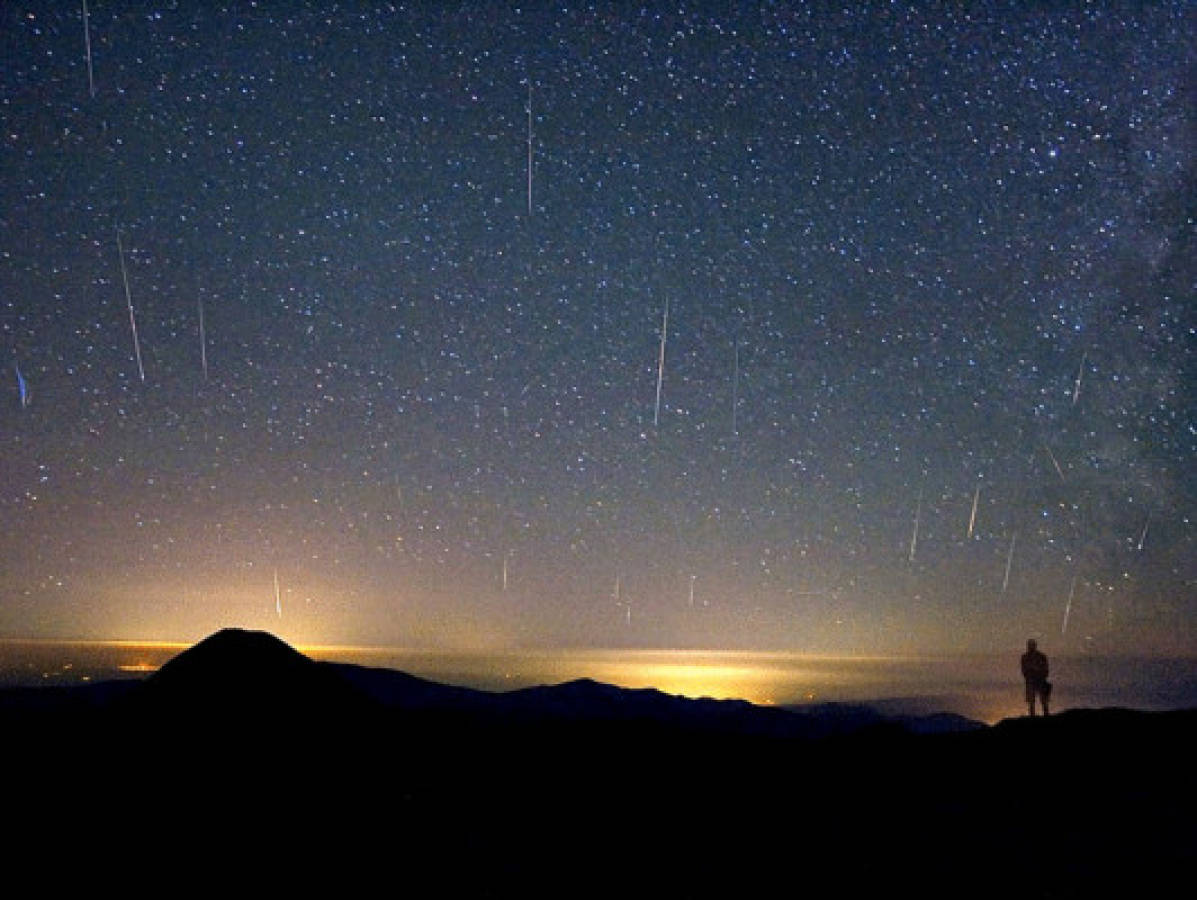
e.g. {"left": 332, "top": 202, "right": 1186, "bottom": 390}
{"left": 1021, "top": 639, "right": 1051, "bottom": 716}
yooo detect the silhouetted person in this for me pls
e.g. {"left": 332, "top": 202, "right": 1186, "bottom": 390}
{"left": 1020, "top": 639, "right": 1050, "bottom": 716}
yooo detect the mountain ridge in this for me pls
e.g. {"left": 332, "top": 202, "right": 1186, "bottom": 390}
{"left": 181, "top": 630, "right": 987, "bottom": 738}
{"left": 1, "top": 628, "right": 1191, "bottom": 896}
{"left": 8, "top": 627, "right": 1190, "bottom": 739}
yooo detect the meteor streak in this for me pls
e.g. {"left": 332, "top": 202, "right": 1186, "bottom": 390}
{"left": 198, "top": 298, "right": 208, "bottom": 380}
{"left": 1002, "top": 532, "right": 1016, "bottom": 593}
{"left": 116, "top": 228, "right": 145, "bottom": 382}
{"left": 731, "top": 337, "right": 739, "bottom": 435}
{"left": 967, "top": 484, "right": 980, "bottom": 540}
{"left": 1044, "top": 445, "right": 1065, "bottom": 482}
{"left": 1061, "top": 575, "right": 1076, "bottom": 635}
{"left": 908, "top": 488, "right": 922, "bottom": 563}
{"left": 1072, "top": 352, "right": 1086, "bottom": 406}
{"left": 82, "top": 0, "right": 95, "bottom": 98}
{"left": 612, "top": 573, "right": 631, "bottom": 624}
{"left": 526, "top": 82, "right": 533, "bottom": 215}
{"left": 274, "top": 568, "right": 282, "bottom": 617}
{"left": 14, "top": 362, "right": 28, "bottom": 408}
{"left": 653, "top": 299, "right": 669, "bottom": 427}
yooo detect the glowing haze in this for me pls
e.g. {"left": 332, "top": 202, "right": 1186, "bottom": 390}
{"left": 1, "top": 3, "right": 1192, "bottom": 658}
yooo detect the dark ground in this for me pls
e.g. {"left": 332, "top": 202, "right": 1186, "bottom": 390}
{"left": 2, "top": 630, "right": 1191, "bottom": 897}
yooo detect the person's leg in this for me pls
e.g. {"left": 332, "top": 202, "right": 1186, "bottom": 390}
{"left": 1026, "top": 683, "right": 1036, "bottom": 716}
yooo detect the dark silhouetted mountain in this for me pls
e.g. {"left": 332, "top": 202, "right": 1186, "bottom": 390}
{"left": 1, "top": 631, "right": 1192, "bottom": 898}
{"left": 329, "top": 659, "right": 495, "bottom": 713}
{"left": 123, "top": 627, "right": 376, "bottom": 729}
{"left": 782, "top": 700, "right": 986, "bottom": 736}
{"left": 987, "top": 705, "right": 1197, "bottom": 749}
{"left": 492, "top": 676, "right": 812, "bottom": 737}
{"left": 0, "top": 630, "right": 981, "bottom": 741}
{"left": 329, "top": 668, "right": 985, "bottom": 739}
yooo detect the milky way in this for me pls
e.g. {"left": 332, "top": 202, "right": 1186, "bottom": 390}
{"left": 1, "top": 3, "right": 1192, "bottom": 654}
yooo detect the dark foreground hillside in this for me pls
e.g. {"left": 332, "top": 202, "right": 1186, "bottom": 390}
{"left": 2, "top": 629, "right": 1192, "bottom": 898}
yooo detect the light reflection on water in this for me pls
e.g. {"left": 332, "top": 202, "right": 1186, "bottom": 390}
{"left": 1, "top": 640, "right": 1193, "bottom": 725}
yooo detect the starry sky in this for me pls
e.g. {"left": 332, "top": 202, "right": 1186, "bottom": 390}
{"left": 1, "top": 2, "right": 1192, "bottom": 655}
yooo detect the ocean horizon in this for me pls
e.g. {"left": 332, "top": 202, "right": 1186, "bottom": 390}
{"left": 3, "top": 637, "right": 1194, "bottom": 724}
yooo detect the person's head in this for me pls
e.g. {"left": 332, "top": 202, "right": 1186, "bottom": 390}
{"left": 1027, "top": 639, "right": 1037, "bottom": 652}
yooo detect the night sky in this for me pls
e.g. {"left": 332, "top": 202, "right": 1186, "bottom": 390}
{"left": 1, "top": 2, "right": 1192, "bottom": 656}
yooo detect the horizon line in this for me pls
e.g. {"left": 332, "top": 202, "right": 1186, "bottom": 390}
{"left": 0, "top": 634, "right": 1191, "bottom": 662}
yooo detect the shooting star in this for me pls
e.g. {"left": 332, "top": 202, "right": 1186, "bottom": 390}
{"left": 967, "top": 484, "right": 980, "bottom": 540}
{"left": 1043, "top": 445, "right": 1065, "bottom": 482}
{"left": 689, "top": 574, "right": 696, "bottom": 607}
{"left": 908, "top": 487, "right": 923, "bottom": 564}
{"left": 116, "top": 228, "right": 145, "bottom": 382}
{"left": 14, "top": 362, "right": 28, "bottom": 408}
{"left": 274, "top": 568, "right": 282, "bottom": 617}
{"left": 731, "top": 336, "right": 740, "bottom": 436}
{"left": 612, "top": 573, "right": 631, "bottom": 624}
{"left": 1136, "top": 513, "right": 1150, "bottom": 551}
{"left": 1072, "top": 352, "right": 1086, "bottom": 406}
{"left": 82, "top": 0, "right": 95, "bottom": 98}
{"left": 526, "top": 82, "right": 533, "bottom": 215}
{"left": 502, "top": 553, "right": 509, "bottom": 591}
{"left": 1061, "top": 574, "right": 1076, "bottom": 635}
{"left": 197, "top": 298, "right": 208, "bottom": 380}
{"left": 653, "top": 298, "right": 669, "bottom": 427}
{"left": 1002, "top": 532, "right": 1017, "bottom": 594}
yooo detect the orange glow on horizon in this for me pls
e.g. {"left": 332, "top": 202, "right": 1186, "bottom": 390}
{"left": 585, "top": 661, "right": 779, "bottom": 704}
{"left": 117, "top": 662, "right": 159, "bottom": 673}
{"left": 0, "top": 636, "right": 1081, "bottom": 723}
